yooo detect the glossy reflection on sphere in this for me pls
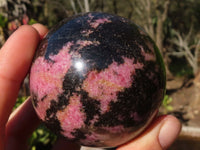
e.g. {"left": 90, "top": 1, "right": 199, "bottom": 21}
{"left": 30, "top": 12, "right": 166, "bottom": 148}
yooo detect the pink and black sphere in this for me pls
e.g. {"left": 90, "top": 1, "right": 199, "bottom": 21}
{"left": 30, "top": 12, "right": 166, "bottom": 147}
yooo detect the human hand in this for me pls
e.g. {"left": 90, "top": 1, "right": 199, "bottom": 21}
{"left": 0, "top": 24, "right": 181, "bottom": 150}
{"left": 0, "top": 24, "right": 79, "bottom": 150}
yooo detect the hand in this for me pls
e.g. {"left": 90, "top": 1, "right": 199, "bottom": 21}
{"left": 0, "top": 24, "right": 181, "bottom": 150}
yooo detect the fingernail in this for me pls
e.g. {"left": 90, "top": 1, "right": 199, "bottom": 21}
{"left": 158, "top": 116, "right": 181, "bottom": 149}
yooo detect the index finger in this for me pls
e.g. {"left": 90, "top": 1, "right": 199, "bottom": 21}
{"left": 0, "top": 25, "right": 46, "bottom": 147}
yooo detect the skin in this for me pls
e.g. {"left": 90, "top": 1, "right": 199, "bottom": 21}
{"left": 0, "top": 24, "right": 181, "bottom": 150}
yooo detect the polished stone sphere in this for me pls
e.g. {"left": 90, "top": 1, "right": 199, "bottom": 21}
{"left": 30, "top": 12, "right": 166, "bottom": 148}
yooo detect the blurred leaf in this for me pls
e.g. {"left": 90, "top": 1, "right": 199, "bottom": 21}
{"left": 28, "top": 18, "right": 38, "bottom": 25}
{"left": 14, "top": 97, "right": 57, "bottom": 149}
{"left": 29, "top": 124, "right": 57, "bottom": 150}
{"left": 31, "top": 146, "right": 36, "bottom": 150}
{"left": 162, "top": 95, "right": 173, "bottom": 113}
{"left": 13, "top": 96, "right": 27, "bottom": 110}
{"left": 0, "top": 15, "right": 8, "bottom": 28}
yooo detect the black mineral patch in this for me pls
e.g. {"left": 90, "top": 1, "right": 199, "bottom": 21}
{"left": 80, "top": 91, "right": 101, "bottom": 125}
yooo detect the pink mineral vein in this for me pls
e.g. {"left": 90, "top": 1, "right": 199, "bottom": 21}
{"left": 76, "top": 40, "right": 96, "bottom": 51}
{"left": 30, "top": 42, "right": 73, "bottom": 120}
{"left": 102, "top": 125, "right": 125, "bottom": 134}
{"left": 83, "top": 57, "right": 144, "bottom": 113}
{"left": 88, "top": 13, "right": 94, "bottom": 19}
{"left": 139, "top": 45, "right": 156, "bottom": 61}
{"left": 90, "top": 18, "right": 111, "bottom": 29}
{"left": 80, "top": 133, "right": 99, "bottom": 145}
{"left": 76, "top": 40, "right": 93, "bottom": 47}
{"left": 131, "top": 112, "right": 142, "bottom": 122}
{"left": 89, "top": 115, "right": 99, "bottom": 126}
{"left": 80, "top": 126, "right": 124, "bottom": 145}
{"left": 80, "top": 131, "right": 115, "bottom": 145}
{"left": 56, "top": 93, "right": 86, "bottom": 139}
{"left": 81, "top": 29, "right": 94, "bottom": 36}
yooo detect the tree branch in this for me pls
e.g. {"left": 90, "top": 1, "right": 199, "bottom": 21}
{"left": 167, "top": 51, "right": 185, "bottom": 57}
{"left": 185, "top": 24, "right": 194, "bottom": 43}
{"left": 77, "top": 0, "right": 84, "bottom": 12}
{"left": 70, "top": 0, "right": 78, "bottom": 14}
{"left": 84, "top": 0, "right": 90, "bottom": 12}
{"left": 194, "top": 40, "right": 200, "bottom": 66}
{"left": 171, "top": 29, "right": 200, "bottom": 74}
{"left": 162, "top": 0, "right": 170, "bottom": 21}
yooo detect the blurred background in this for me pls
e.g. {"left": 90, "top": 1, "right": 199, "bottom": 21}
{"left": 0, "top": 0, "right": 200, "bottom": 149}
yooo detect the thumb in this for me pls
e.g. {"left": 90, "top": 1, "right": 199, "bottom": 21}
{"left": 117, "top": 115, "right": 182, "bottom": 150}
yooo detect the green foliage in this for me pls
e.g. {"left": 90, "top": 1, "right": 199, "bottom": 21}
{"left": 29, "top": 125, "right": 57, "bottom": 150}
{"left": 162, "top": 95, "right": 173, "bottom": 113}
{"left": 28, "top": 18, "right": 38, "bottom": 25}
{"left": 0, "top": 15, "right": 8, "bottom": 28}
{"left": 14, "top": 96, "right": 27, "bottom": 110}
{"left": 14, "top": 97, "right": 57, "bottom": 150}
{"left": 169, "top": 57, "right": 194, "bottom": 77}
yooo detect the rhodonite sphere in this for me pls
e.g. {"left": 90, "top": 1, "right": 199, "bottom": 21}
{"left": 30, "top": 12, "right": 166, "bottom": 147}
